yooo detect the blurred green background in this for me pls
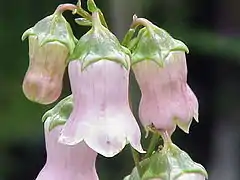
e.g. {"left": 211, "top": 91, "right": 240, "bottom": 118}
{"left": 1, "top": 0, "right": 240, "bottom": 180}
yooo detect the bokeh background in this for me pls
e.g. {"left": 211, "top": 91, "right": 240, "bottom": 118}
{"left": 1, "top": 0, "right": 240, "bottom": 179}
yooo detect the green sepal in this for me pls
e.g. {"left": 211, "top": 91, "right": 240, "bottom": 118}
{"left": 87, "top": 0, "right": 98, "bottom": 12}
{"left": 124, "top": 159, "right": 150, "bottom": 180}
{"left": 22, "top": 12, "right": 77, "bottom": 54}
{"left": 70, "top": 12, "right": 130, "bottom": 70}
{"left": 42, "top": 95, "right": 73, "bottom": 131}
{"left": 75, "top": 18, "right": 92, "bottom": 26}
{"left": 124, "top": 143, "right": 208, "bottom": 180}
{"left": 130, "top": 25, "right": 189, "bottom": 67}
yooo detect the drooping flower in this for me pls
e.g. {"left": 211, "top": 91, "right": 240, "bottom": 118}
{"left": 22, "top": 36, "right": 68, "bottom": 104}
{"left": 133, "top": 51, "right": 198, "bottom": 133}
{"left": 38, "top": 108, "right": 98, "bottom": 180}
{"left": 129, "top": 20, "right": 198, "bottom": 134}
{"left": 22, "top": 11, "right": 76, "bottom": 104}
{"left": 59, "top": 12, "right": 144, "bottom": 157}
{"left": 60, "top": 60, "right": 144, "bottom": 157}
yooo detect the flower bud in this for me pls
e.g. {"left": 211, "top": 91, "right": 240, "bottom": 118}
{"left": 22, "top": 36, "right": 68, "bottom": 104}
{"left": 22, "top": 12, "right": 76, "bottom": 104}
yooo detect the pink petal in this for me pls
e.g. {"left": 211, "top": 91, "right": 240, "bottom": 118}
{"left": 36, "top": 118, "right": 98, "bottom": 180}
{"left": 23, "top": 36, "right": 68, "bottom": 104}
{"left": 59, "top": 60, "right": 144, "bottom": 157}
{"left": 133, "top": 51, "right": 198, "bottom": 133}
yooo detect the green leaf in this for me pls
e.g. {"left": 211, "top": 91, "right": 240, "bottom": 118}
{"left": 70, "top": 12, "right": 130, "bottom": 70}
{"left": 75, "top": 18, "right": 92, "bottom": 26}
{"left": 42, "top": 95, "right": 73, "bottom": 131}
{"left": 22, "top": 13, "right": 77, "bottom": 54}
{"left": 130, "top": 25, "right": 189, "bottom": 67}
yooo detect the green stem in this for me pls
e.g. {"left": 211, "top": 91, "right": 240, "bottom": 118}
{"left": 122, "top": 28, "right": 136, "bottom": 47}
{"left": 122, "top": 15, "right": 155, "bottom": 47}
{"left": 130, "top": 15, "right": 154, "bottom": 30}
{"left": 55, "top": 3, "right": 77, "bottom": 14}
{"left": 161, "top": 131, "right": 172, "bottom": 146}
{"left": 145, "top": 133, "right": 160, "bottom": 158}
{"left": 131, "top": 147, "right": 142, "bottom": 177}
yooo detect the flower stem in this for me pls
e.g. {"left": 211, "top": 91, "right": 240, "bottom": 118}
{"left": 122, "top": 28, "right": 135, "bottom": 47}
{"left": 145, "top": 132, "right": 160, "bottom": 158}
{"left": 131, "top": 147, "right": 142, "bottom": 177}
{"left": 161, "top": 131, "right": 172, "bottom": 146}
{"left": 122, "top": 14, "right": 155, "bottom": 47}
{"left": 55, "top": 3, "right": 77, "bottom": 14}
{"left": 130, "top": 15, "right": 154, "bottom": 29}
{"left": 75, "top": 1, "right": 108, "bottom": 28}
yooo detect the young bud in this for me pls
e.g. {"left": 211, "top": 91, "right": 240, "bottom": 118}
{"left": 22, "top": 11, "right": 76, "bottom": 104}
{"left": 59, "top": 12, "right": 144, "bottom": 157}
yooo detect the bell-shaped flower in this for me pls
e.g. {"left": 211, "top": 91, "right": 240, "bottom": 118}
{"left": 21, "top": 10, "right": 76, "bottom": 104}
{"left": 133, "top": 51, "right": 198, "bottom": 133}
{"left": 59, "top": 12, "right": 144, "bottom": 157}
{"left": 38, "top": 98, "right": 98, "bottom": 180}
{"left": 129, "top": 19, "right": 198, "bottom": 133}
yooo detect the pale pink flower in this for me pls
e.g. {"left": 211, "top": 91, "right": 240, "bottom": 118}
{"left": 23, "top": 36, "right": 68, "bottom": 104}
{"left": 132, "top": 51, "right": 198, "bottom": 133}
{"left": 36, "top": 118, "right": 98, "bottom": 180}
{"left": 59, "top": 60, "right": 145, "bottom": 157}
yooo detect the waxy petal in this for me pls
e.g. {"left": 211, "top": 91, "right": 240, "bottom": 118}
{"left": 59, "top": 60, "right": 144, "bottom": 157}
{"left": 36, "top": 118, "right": 98, "bottom": 180}
{"left": 133, "top": 51, "right": 198, "bottom": 133}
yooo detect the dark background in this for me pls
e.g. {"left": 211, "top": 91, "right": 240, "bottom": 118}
{"left": 0, "top": 0, "right": 240, "bottom": 179}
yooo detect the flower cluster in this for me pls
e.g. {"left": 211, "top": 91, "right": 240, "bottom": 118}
{"left": 21, "top": 0, "right": 207, "bottom": 180}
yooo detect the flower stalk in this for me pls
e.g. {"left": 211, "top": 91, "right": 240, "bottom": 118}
{"left": 145, "top": 132, "right": 161, "bottom": 158}
{"left": 131, "top": 147, "right": 142, "bottom": 177}
{"left": 54, "top": 3, "right": 77, "bottom": 14}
